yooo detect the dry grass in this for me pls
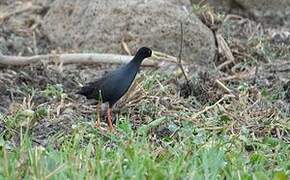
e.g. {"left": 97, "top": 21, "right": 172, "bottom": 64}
{"left": 0, "top": 1, "right": 290, "bottom": 179}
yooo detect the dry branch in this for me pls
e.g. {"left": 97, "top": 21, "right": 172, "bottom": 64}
{"left": 0, "top": 53, "right": 158, "bottom": 67}
{"left": 215, "top": 79, "right": 232, "bottom": 94}
{"left": 218, "top": 68, "right": 256, "bottom": 81}
{"left": 177, "top": 22, "right": 190, "bottom": 83}
{"left": 216, "top": 34, "right": 235, "bottom": 70}
{"left": 0, "top": 5, "right": 43, "bottom": 24}
{"left": 191, "top": 94, "right": 235, "bottom": 120}
{"left": 137, "top": 117, "right": 170, "bottom": 135}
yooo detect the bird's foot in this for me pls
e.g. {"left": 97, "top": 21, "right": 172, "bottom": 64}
{"left": 95, "top": 121, "right": 115, "bottom": 133}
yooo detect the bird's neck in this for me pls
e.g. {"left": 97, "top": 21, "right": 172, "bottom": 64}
{"left": 128, "top": 56, "right": 144, "bottom": 69}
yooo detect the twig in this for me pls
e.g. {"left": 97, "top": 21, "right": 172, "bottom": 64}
{"left": 252, "top": 63, "right": 259, "bottom": 85}
{"left": 223, "top": 14, "right": 244, "bottom": 23}
{"left": 218, "top": 68, "right": 256, "bottom": 81}
{"left": 0, "top": 5, "right": 43, "bottom": 23}
{"left": 32, "top": 31, "right": 38, "bottom": 55}
{"left": 152, "top": 51, "right": 188, "bottom": 64}
{"left": 177, "top": 22, "right": 190, "bottom": 84}
{"left": 121, "top": 40, "right": 132, "bottom": 55}
{"left": 153, "top": 51, "right": 177, "bottom": 61}
{"left": 216, "top": 34, "right": 235, "bottom": 70}
{"left": 120, "top": 76, "right": 145, "bottom": 106}
{"left": 0, "top": 53, "right": 158, "bottom": 67}
{"left": 215, "top": 79, "right": 233, "bottom": 94}
{"left": 191, "top": 94, "right": 235, "bottom": 120}
{"left": 137, "top": 117, "right": 170, "bottom": 135}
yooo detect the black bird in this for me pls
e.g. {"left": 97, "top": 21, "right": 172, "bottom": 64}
{"left": 77, "top": 47, "right": 152, "bottom": 131}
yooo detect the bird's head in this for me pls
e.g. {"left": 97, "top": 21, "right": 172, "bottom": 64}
{"left": 135, "top": 47, "right": 152, "bottom": 60}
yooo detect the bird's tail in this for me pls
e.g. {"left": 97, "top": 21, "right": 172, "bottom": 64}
{"left": 76, "top": 85, "right": 95, "bottom": 99}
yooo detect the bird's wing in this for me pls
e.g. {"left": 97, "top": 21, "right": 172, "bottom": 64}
{"left": 77, "top": 65, "right": 125, "bottom": 100}
{"left": 76, "top": 76, "right": 106, "bottom": 100}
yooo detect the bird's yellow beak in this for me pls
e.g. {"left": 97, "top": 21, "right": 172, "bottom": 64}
{"left": 151, "top": 50, "right": 158, "bottom": 58}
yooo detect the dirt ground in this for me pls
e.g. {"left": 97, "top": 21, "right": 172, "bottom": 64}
{"left": 0, "top": 0, "right": 290, "bottom": 147}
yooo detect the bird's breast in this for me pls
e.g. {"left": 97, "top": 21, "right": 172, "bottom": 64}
{"left": 100, "top": 66, "right": 138, "bottom": 105}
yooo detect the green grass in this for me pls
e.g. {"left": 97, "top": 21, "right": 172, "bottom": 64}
{"left": 0, "top": 118, "right": 289, "bottom": 179}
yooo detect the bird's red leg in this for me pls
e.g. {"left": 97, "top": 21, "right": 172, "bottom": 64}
{"left": 107, "top": 107, "right": 114, "bottom": 132}
{"left": 95, "top": 103, "right": 101, "bottom": 128}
